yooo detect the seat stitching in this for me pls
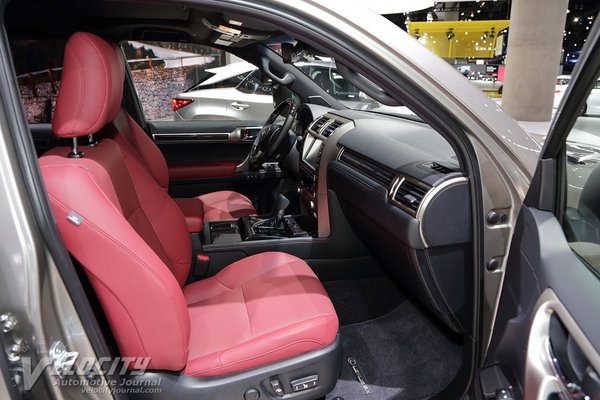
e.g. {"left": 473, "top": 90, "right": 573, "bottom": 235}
{"left": 239, "top": 284, "right": 253, "bottom": 339}
{"left": 81, "top": 33, "right": 112, "bottom": 133}
{"left": 189, "top": 314, "right": 336, "bottom": 375}
{"left": 69, "top": 46, "right": 85, "bottom": 135}
{"left": 49, "top": 194, "right": 189, "bottom": 356}
{"left": 188, "top": 338, "right": 328, "bottom": 376}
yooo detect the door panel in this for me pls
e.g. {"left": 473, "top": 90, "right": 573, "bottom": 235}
{"left": 148, "top": 120, "right": 281, "bottom": 204}
{"left": 483, "top": 18, "right": 600, "bottom": 400}
{"left": 148, "top": 119, "right": 261, "bottom": 170}
{"left": 484, "top": 207, "right": 600, "bottom": 399}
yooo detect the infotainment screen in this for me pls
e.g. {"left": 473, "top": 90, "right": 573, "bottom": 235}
{"left": 303, "top": 137, "right": 323, "bottom": 170}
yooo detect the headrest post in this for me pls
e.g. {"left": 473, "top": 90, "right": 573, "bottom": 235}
{"left": 88, "top": 134, "right": 98, "bottom": 146}
{"left": 68, "top": 137, "right": 84, "bottom": 158}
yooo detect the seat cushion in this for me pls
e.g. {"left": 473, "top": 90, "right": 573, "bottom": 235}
{"left": 197, "top": 190, "right": 256, "bottom": 222}
{"left": 183, "top": 252, "right": 338, "bottom": 377}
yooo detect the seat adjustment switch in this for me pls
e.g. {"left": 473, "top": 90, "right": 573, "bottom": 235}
{"left": 290, "top": 375, "right": 319, "bottom": 392}
{"left": 269, "top": 379, "right": 284, "bottom": 397}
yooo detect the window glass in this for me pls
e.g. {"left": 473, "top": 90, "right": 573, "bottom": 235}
{"left": 120, "top": 41, "right": 274, "bottom": 121}
{"left": 562, "top": 78, "right": 600, "bottom": 273}
{"left": 10, "top": 39, "right": 66, "bottom": 124}
{"left": 292, "top": 55, "right": 417, "bottom": 117}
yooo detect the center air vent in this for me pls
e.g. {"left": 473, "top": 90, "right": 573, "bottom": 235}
{"left": 309, "top": 116, "right": 329, "bottom": 133}
{"left": 392, "top": 178, "right": 430, "bottom": 216}
{"left": 322, "top": 120, "right": 343, "bottom": 137}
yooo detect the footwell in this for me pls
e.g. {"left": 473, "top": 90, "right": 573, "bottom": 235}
{"left": 326, "top": 301, "right": 463, "bottom": 400}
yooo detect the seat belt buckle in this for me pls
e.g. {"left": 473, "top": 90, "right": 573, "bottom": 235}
{"left": 192, "top": 254, "right": 210, "bottom": 278}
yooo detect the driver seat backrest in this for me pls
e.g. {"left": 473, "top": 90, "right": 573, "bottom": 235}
{"left": 94, "top": 38, "right": 257, "bottom": 226}
{"left": 40, "top": 31, "right": 192, "bottom": 370}
{"left": 104, "top": 108, "right": 171, "bottom": 190}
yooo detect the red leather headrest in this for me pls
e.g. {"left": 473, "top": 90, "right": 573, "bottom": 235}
{"left": 52, "top": 32, "right": 124, "bottom": 138}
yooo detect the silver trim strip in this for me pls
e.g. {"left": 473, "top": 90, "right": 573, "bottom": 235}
{"left": 388, "top": 176, "right": 405, "bottom": 202}
{"left": 417, "top": 177, "right": 468, "bottom": 247}
{"left": 152, "top": 126, "right": 263, "bottom": 143}
{"left": 525, "top": 288, "right": 600, "bottom": 399}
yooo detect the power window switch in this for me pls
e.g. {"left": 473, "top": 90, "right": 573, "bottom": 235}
{"left": 290, "top": 375, "right": 319, "bottom": 392}
{"left": 269, "top": 379, "right": 284, "bottom": 397}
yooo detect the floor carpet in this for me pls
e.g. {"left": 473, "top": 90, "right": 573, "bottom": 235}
{"left": 325, "top": 290, "right": 463, "bottom": 400}
{"left": 323, "top": 276, "right": 407, "bottom": 326}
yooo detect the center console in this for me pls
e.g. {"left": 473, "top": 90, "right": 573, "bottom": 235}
{"left": 194, "top": 113, "right": 357, "bottom": 276}
{"left": 204, "top": 215, "right": 312, "bottom": 245}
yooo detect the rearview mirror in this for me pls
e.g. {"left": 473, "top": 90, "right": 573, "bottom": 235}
{"left": 281, "top": 43, "right": 294, "bottom": 64}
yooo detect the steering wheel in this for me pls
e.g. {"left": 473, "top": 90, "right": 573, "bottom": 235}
{"left": 248, "top": 98, "right": 298, "bottom": 169}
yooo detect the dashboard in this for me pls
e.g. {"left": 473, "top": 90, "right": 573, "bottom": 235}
{"left": 298, "top": 107, "right": 472, "bottom": 333}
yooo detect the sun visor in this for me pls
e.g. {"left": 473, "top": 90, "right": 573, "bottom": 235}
{"left": 202, "top": 18, "right": 270, "bottom": 48}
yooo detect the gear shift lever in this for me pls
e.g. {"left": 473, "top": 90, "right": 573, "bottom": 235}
{"left": 273, "top": 194, "right": 290, "bottom": 227}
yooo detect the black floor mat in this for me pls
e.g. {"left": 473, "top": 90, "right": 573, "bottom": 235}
{"left": 327, "top": 301, "right": 463, "bottom": 400}
{"left": 323, "top": 276, "right": 407, "bottom": 325}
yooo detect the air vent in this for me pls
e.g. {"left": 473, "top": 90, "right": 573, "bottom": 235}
{"left": 309, "top": 116, "right": 329, "bottom": 133}
{"left": 393, "top": 178, "right": 430, "bottom": 216}
{"left": 339, "top": 150, "right": 395, "bottom": 187}
{"left": 426, "top": 162, "right": 455, "bottom": 174}
{"left": 322, "top": 120, "right": 343, "bottom": 137}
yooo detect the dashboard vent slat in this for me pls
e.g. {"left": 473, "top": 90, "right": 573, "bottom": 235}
{"left": 322, "top": 120, "right": 343, "bottom": 137}
{"left": 339, "top": 150, "right": 395, "bottom": 188}
{"left": 309, "top": 116, "right": 329, "bottom": 133}
{"left": 393, "top": 178, "right": 430, "bottom": 216}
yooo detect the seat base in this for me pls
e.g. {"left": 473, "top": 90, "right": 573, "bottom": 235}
{"left": 125, "top": 335, "right": 341, "bottom": 400}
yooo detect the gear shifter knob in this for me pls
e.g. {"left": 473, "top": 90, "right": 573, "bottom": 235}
{"left": 274, "top": 194, "right": 290, "bottom": 226}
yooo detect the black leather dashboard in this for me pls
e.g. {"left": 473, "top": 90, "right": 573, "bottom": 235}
{"left": 319, "top": 109, "right": 473, "bottom": 333}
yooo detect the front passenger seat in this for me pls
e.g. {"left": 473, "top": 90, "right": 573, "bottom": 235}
{"left": 39, "top": 32, "right": 340, "bottom": 397}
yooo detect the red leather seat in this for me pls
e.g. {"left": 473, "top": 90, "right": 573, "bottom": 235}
{"left": 39, "top": 32, "right": 338, "bottom": 376}
{"left": 93, "top": 46, "right": 255, "bottom": 231}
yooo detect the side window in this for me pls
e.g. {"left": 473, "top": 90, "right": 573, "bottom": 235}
{"left": 562, "top": 78, "right": 600, "bottom": 273}
{"left": 10, "top": 39, "right": 66, "bottom": 124}
{"left": 120, "top": 41, "right": 274, "bottom": 122}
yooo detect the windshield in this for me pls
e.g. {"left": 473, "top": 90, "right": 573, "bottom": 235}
{"left": 292, "top": 56, "right": 415, "bottom": 117}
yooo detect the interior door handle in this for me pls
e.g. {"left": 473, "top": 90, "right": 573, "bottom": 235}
{"left": 230, "top": 102, "right": 250, "bottom": 110}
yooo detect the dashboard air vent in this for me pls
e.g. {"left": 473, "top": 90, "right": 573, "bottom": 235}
{"left": 339, "top": 150, "right": 395, "bottom": 187}
{"left": 310, "top": 116, "right": 329, "bottom": 133}
{"left": 393, "top": 178, "right": 430, "bottom": 216}
{"left": 427, "top": 162, "right": 455, "bottom": 174}
{"left": 322, "top": 120, "right": 343, "bottom": 137}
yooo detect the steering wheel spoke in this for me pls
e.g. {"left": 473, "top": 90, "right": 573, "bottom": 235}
{"left": 248, "top": 98, "right": 298, "bottom": 169}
